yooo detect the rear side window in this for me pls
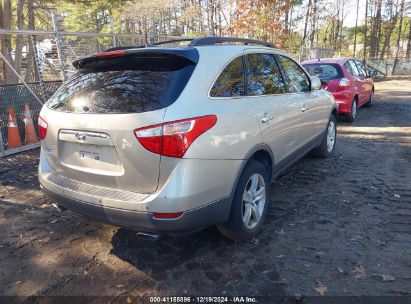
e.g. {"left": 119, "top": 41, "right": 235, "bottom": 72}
{"left": 47, "top": 55, "right": 196, "bottom": 113}
{"left": 210, "top": 56, "right": 245, "bottom": 97}
{"left": 277, "top": 55, "right": 310, "bottom": 93}
{"left": 246, "top": 53, "right": 286, "bottom": 96}
{"left": 303, "top": 63, "right": 344, "bottom": 84}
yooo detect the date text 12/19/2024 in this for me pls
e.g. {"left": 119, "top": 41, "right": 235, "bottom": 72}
{"left": 149, "top": 296, "right": 258, "bottom": 303}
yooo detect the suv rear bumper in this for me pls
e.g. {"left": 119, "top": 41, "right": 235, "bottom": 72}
{"left": 42, "top": 186, "right": 231, "bottom": 235}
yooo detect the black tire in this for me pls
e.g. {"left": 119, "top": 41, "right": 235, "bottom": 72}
{"left": 364, "top": 89, "right": 374, "bottom": 107}
{"left": 217, "top": 160, "right": 269, "bottom": 241}
{"left": 347, "top": 98, "right": 357, "bottom": 122}
{"left": 311, "top": 115, "right": 337, "bottom": 158}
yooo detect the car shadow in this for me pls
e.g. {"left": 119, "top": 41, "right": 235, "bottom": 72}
{"left": 110, "top": 226, "right": 288, "bottom": 296}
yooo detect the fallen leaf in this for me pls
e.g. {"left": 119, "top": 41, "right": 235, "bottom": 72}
{"left": 15, "top": 281, "right": 23, "bottom": 285}
{"left": 350, "top": 235, "right": 363, "bottom": 241}
{"left": 316, "top": 251, "right": 326, "bottom": 257}
{"left": 337, "top": 267, "right": 344, "bottom": 273}
{"left": 382, "top": 274, "right": 395, "bottom": 282}
{"left": 306, "top": 201, "right": 317, "bottom": 206}
{"left": 353, "top": 264, "right": 366, "bottom": 279}
{"left": 50, "top": 219, "right": 58, "bottom": 224}
{"left": 314, "top": 281, "right": 328, "bottom": 295}
{"left": 304, "top": 263, "right": 311, "bottom": 267}
{"left": 116, "top": 284, "right": 124, "bottom": 288}
{"left": 127, "top": 296, "right": 132, "bottom": 304}
{"left": 394, "top": 194, "right": 401, "bottom": 198}
{"left": 250, "top": 237, "right": 259, "bottom": 245}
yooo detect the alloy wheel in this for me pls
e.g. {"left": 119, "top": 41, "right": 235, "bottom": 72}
{"left": 242, "top": 173, "right": 266, "bottom": 229}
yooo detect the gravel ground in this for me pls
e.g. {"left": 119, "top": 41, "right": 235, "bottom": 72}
{"left": 0, "top": 78, "right": 410, "bottom": 303}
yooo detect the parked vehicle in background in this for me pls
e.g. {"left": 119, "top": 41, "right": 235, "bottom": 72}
{"left": 39, "top": 37, "right": 338, "bottom": 241}
{"left": 302, "top": 58, "right": 376, "bottom": 122}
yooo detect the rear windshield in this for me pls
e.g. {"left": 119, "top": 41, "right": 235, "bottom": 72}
{"left": 47, "top": 55, "right": 196, "bottom": 113}
{"left": 303, "top": 63, "right": 343, "bottom": 83}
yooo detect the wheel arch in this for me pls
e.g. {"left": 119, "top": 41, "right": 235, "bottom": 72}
{"left": 226, "top": 144, "right": 274, "bottom": 211}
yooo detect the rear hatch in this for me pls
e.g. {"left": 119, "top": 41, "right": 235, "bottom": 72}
{"left": 40, "top": 48, "right": 198, "bottom": 193}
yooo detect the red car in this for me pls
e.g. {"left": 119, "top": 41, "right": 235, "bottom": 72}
{"left": 302, "top": 58, "right": 376, "bottom": 122}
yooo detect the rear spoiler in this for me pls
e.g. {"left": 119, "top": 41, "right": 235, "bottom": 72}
{"left": 72, "top": 48, "right": 200, "bottom": 70}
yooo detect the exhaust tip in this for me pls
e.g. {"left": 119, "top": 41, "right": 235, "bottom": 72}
{"left": 52, "top": 203, "right": 66, "bottom": 212}
{"left": 136, "top": 232, "right": 160, "bottom": 242}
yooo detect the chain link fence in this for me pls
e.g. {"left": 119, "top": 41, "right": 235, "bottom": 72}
{"left": 0, "top": 30, "right": 182, "bottom": 156}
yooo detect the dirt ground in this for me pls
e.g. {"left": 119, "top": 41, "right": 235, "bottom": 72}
{"left": 1, "top": 78, "right": 410, "bottom": 303}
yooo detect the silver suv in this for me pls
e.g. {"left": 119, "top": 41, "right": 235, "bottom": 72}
{"left": 39, "top": 37, "right": 338, "bottom": 241}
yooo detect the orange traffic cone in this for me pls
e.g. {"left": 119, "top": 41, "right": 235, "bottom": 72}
{"left": 7, "top": 107, "right": 22, "bottom": 149}
{"left": 23, "top": 104, "right": 38, "bottom": 144}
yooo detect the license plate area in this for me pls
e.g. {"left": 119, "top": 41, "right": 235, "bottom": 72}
{"left": 58, "top": 130, "right": 123, "bottom": 176}
{"left": 80, "top": 150, "right": 100, "bottom": 160}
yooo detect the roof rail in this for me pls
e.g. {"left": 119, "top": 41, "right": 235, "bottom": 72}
{"left": 189, "top": 36, "right": 276, "bottom": 48}
{"left": 150, "top": 38, "right": 193, "bottom": 46}
{"left": 103, "top": 36, "right": 276, "bottom": 52}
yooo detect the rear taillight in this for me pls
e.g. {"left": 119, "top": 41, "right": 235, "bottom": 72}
{"left": 337, "top": 78, "right": 351, "bottom": 91}
{"left": 134, "top": 115, "right": 217, "bottom": 158}
{"left": 38, "top": 116, "right": 48, "bottom": 140}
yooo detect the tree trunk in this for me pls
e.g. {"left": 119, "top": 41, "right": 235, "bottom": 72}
{"left": 309, "top": 0, "right": 318, "bottom": 47}
{"left": 369, "top": 0, "right": 382, "bottom": 58}
{"left": 379, "top": 2, "right": 399, "bottom": 60}
{"left": 25, "top": 0, "right": 36, "bottom": 82}
{"left": 302, "top": 0, "right": 312, "bottom": 46}
{"left": 392, "top": 0, "right": 405, "bottom": 75}
{"left": 1, "top": 0, "right": 18, "bottom": 84}
{"left": 353, "top": 0, "right": 359, "bottom": 56}
{"left": 363, "top": 0, "right": 368, "bottom": 62}
{"left": 406, "top": 18, "right": 411, "bottom": 58}
{"left": 14, "top": 0, "right": 24, "bottom": 77}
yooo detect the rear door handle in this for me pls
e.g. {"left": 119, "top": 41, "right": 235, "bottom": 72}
{"left": 261, "top": 113, "right": 273, "bottom": 123}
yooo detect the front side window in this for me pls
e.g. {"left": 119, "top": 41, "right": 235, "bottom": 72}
{"left": 246, "top": 53, "right": 286, "bottom": 96}
{"left": 277, "top": 55, "right": 310, "bottom": 93}
{"left": 355, "top": 60, "right": 367, "bottom": 77}
{"left": 345, "top": 60, "right": 360, "bottom": 76}
{"left": 210, "top": 56, "right": 245, "bottom": 97}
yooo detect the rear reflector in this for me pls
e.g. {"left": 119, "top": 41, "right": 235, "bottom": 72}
{"left": 95, "top": 50, "right": 125, "bottom": 58}
{"left": 134, "top": 115, "right": 217, "bottom": 158}
{"left": 38, "top": 116, "right": 48, "bottom": 140}
{"left": 153, "top": 212, "right": 183, "bottom": 219}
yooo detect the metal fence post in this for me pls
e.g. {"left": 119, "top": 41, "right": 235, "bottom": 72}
{"left": 52, "top": 13, "right": 67, "bottom": 81}
{"left": 0, "top": 131, "right": 4, "bottom": 154}
{"left": 30, "top": 34, "right": 45, "bottom": 101}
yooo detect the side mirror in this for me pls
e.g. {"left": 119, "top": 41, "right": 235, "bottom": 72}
{"left": 310, "top": 76, "right": 321, "bottom": 90}
{"left": 368, "top": 70, "right": 377, "bottom": 78}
